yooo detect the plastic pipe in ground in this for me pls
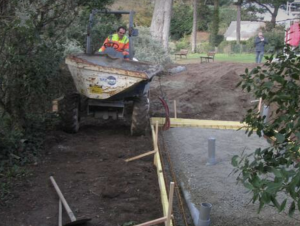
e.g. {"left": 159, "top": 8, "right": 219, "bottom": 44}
{"left": 180, "top": 182, "right": 199, "bottom": 226}
{"left": 198, "top": 203, "right": 212, "bottom": 226}
{"left": 180, "top": 183, "right": 212, "bottom": 226}
{"left": 206, "top": 137, "right": 216, "bottom": 166}
{"left": 262, "top": 105, "right": 269, "bottom": 123}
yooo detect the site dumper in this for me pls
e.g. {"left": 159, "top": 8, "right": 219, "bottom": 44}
{"left": 62, "top": 54, "right": 162, "bottom": 135}
{"left": 58, "top": 10, "right": 163, "bottom": 135}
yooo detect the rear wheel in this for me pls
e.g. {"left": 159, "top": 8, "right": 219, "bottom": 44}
{"left": 60, "top": 93, "right": 80, "bottom": 133}
{"left": 131, "top": 93, "right": 150, "bottom": 136}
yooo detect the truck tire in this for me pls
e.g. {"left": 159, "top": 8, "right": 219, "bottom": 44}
{"left": 131, "top": 94, "right": 150, "bottom": 136}
{"left": 60, "top": 93, "right": 80, "bottom": 133}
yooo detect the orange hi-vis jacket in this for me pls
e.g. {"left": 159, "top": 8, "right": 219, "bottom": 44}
{"left": 99, "top": 33, "right": 129, "bottom": 58}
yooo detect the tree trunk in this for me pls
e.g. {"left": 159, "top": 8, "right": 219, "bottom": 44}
{"left": 271, "top": 7, "right": 279, "bottom": 29}
{"left": 236, "top": 1, "right": 241, "bottom": 45}
{"left": 209, "top": 0, "right": 219, "bottom": 48}
{"left": 150, "top": 0, "right": 173, "bottom": 51}
{"left": 191, "top": 0, "right": 198, "bottom": 53}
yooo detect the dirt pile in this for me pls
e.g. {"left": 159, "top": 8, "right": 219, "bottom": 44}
{"left": 150, "top": 62, "right": 257, "bottom": 121}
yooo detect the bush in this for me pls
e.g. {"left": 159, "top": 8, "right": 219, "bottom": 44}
{"left": 65, "top": 10, "right": 121, "bottom": 53}
{"left": 0, "top": 0, "right": 113, "bottom": 171}
{"left": 245, "top": 26, "right": 285, "bottom": 54}
{"left": 170, "top": 3, "right": 212, "bottom": 40}
{"left": 197, "top": 42, "right": 211, "bottom": 54}
{"left": 234, "top": 46, "right": 300, "bottom": 215}
{"left": 218, "top": 40, "right": 252, "bottom": 53}
{"left": 174, "top": 35, "right": 190, "bottom": 52}
{"left": 262, "top": 26, "right": 285, "bottom": 53}
{"left": 170, "top": 4, "right": 193, "bottom": 40}
{"left": 132, "top": 27, "right": 172, "bottom": 66}
{"left": 209, "top": 34, "right": 224, "bottom": 48}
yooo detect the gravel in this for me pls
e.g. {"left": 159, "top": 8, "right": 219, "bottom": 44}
{"left": 162, "top": 127, "right": 300, "bottom": 226}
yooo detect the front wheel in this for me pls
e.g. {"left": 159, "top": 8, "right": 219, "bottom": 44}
{"left": 131, "top": 94, "right": 150, "bottom": 136}
{"left": 60, "top": 93, "right": 80, "bottom": 133}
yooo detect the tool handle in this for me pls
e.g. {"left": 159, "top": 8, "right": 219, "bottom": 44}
{"left": 50, "top": 176, "right": 77, "bottom": 222}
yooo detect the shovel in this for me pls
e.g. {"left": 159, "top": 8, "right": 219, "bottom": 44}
{"left": 50, "top": 176, "right": 91, "bottom": 226}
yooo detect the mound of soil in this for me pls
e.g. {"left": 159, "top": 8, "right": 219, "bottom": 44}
{"left": 150, "top": 62, "right": 257, "bottom": 121}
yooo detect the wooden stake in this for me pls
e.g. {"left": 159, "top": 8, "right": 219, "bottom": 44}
{"left": 135, "top": 216, "right": 167, "bottom": 226}
{"left": 151, "top": 125, "right": 156, "bottom": 151}
{"left": 135, "top": 182, "right": 175, "bottom": 226}
{"left": 166, "top": 182, "right": 175, "bottom": 226}
{"left": 155, "top": 121, "right": 159, "bottom": 150}
{"left": 58, "top": 199, "right": 62, "bottom": 226}
{"left": 52, "top": 96, "right": 64, "bottom": 112}
{"left": 258, "top": 97, "right": 262, "bottom": 113}
{"left": 125, "top": 150, "right": 157, "bottom": 162}
{"left": 174, "top": 100, "right": 177, "bottom": 118}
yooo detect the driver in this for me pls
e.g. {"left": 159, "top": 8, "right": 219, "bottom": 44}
{"left": 98, "top": 26, "right": 129, "bottom": 59}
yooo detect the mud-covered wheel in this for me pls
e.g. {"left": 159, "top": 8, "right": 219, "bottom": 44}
{"left": 60, "top": 93, "right": 80, "bottom": 133}
{"left": 131, "top": 93, "right": 150, "bottom": 136}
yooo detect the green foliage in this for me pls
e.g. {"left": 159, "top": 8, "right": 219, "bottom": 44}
{"left": 219, "top": 40, "right": 254, "bottom": 54}
{"left": 209, "top": 3, "right": 220, "bottom": 48}
{"left": 262, "top": 26, "right": 285, "bottom": 53}
{"left": 170, "top": 3, "right": 212, "bottom": 40}
{"left": 174, "top": 35, "right": 191, "bottom": 52}
{"left": 197, "top": 42, "right": 211, "bottom": 53}
{"left": 0, "top": 112, "right": 60, "bottom": 166}
{"left": 233, "top": 45, "right": 300, "bottom": 215}
{"left": 0, "top": 165, "right": 30, "bottom": 203}
{"left": 65, "top": 9, "right": 122, "bottom": 53}
{"left": 170, "top": 3, "right": 193, "bottom": 40}
{"left": 244, "top": 26, "right": 285, "bottom": 54}
{"left": 0, "top": 0, "right": 112, "bottom": 169}
{"left": 170, "top": 2, "right": 259, "bottom": 45}
{"left": 133, "top": 27, "right": 172, "bottom": 66}
{"left": 219, "top": 0, "right": 233, "bottom": 6}
{"left": 115, "top": 0, "right": 154, "bottom": 27}
{"left": 198, "top": 4, "right": 213, "bottom": 31}
{"left": 0, "top": 118, "right": 23, "bottom": 160}
{"left": 122, "top": 221, "right": 137, "bottom": 226}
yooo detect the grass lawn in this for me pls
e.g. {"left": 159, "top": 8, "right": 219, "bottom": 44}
{"left": 173, "top": 53, "right": 268, "bottom": 64}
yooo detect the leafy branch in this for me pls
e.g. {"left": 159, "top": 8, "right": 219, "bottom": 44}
{"left": 233, "top": 45, "right": 300, "bottom": 216}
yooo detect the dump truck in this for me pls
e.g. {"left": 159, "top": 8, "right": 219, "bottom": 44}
{"left": 59, "top": 10, "right": 163, "bottom": 135}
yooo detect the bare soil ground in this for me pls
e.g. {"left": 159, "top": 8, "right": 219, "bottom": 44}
{"left": 150, "top": 62, "right": 257, "bottom": 121}
{"left": 0, "top": 122, "right": 162, "bottom": 226}
{"left": 1, "top": 62, "right": 262, "bottom": 226}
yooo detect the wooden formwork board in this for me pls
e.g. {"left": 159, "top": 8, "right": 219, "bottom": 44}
{"left": 150, "top": 117, "right": 248, "bottom": 225}
{"left": 151, "top": 117, "right": 247, "bottom": 130}
{"left": 151, "top": 125, "right": 173, "bottom": 226}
